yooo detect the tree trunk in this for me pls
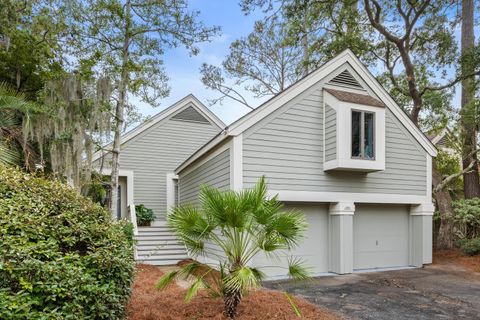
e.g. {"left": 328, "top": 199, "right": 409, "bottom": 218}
{"left": 109, "top": 0, "right": 131, "bottom": 216}
{"left": 397, "top": 43, "right": 423, "bottom": 125}
{"left": 433, "top": 162, "right": 455, "bottom": 249}
{"left": 223, "top": 287, "right": 242, "bottom": 319}
{"left": 461, "top": 0, "right": 480, "bottom": 199}
{"left": 301, "top": 0, "right": 309, "bottom": 76}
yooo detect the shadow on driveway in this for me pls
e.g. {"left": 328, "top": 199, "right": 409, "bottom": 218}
{"left": 265, "top": 264, "right": 480, "bottom": 319}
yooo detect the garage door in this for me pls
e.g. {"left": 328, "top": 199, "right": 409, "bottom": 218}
{"left": 253, "top": 203, "right": 329, "bottom": 278}
{"left": 353, "top": 204, "right": 410, "bottom": 270}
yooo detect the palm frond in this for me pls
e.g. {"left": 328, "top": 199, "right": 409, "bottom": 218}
{"left": 284, "top": 291, "right": 303, "bottom": 318}
{"left": 156, "top": 270, "right": 179, "bottom": 290}
{"left": 185, "top": 276, "right": 205, "bottom": 302}
{"left": 269, "top": 209, "right": 308, "bottom": 248}
{"left": 0, "top": 138, "right": 20, "bottom": 166}
{"left": 225, "top": 266, "right": 261, "bottom": 293}
{"left": 287, "top": 257, "right": 311, "bottom": 282}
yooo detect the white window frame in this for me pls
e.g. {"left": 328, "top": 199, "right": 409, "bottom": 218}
{"left": 324, "top": 90, "right": 385, "bottom": 172}
{"left": 351, "top": 109, "right": 376, "bottom": 160}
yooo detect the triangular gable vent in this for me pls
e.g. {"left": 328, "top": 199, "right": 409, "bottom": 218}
{"left": 171, "top": 106, "right": 210, "bottom": 123}
{"left": 329, "top": 70, "right": 364, "bottom": 90}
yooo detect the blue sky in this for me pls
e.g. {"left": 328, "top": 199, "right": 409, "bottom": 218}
{"left": 134, "top": 0, "right": 264, "bottom": 125}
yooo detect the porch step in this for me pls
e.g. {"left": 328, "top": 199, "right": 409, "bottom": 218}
{"left": 137, "top": 245, "right": 185, "bottom": 254}
{"left": 134, "top": 223, "right": 188, "bottom": 266}
{"left": 135, "top": 235, "right": 179, "bottom": 242}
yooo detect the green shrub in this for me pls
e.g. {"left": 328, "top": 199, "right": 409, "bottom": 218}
{"left": 135, "top": 204, "right": 155, "bottom": 226}
{"left": 0, "top": 166, "right": 135, "bottom": 319}
{"left": 461, "top": 238, "right": 480, "bottom": 256}
{"left": 452, "top": 198, "right": 480, "bottom": 239}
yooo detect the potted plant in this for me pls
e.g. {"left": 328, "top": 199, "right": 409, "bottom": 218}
{"left": 135, "top": 204, "right": 155, "bottom": 226}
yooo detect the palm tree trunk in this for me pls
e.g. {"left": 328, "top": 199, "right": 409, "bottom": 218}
{"left": 224, "top": 287, "right": 242, "bottom": 319}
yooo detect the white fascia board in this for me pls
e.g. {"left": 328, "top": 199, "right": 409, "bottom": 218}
{"left": 176, "top": 49, "right": 437, "bottom": 173}
{"left": 187, "top": 94, "right": 226, "bottom": 129}
{"left": 229, "top": 49, "right": 436, "bottom": 156}
{"left": 176, "top": 138, "right": 232, "bottom": 177}
{"left": 269, "top": 190, "right": 430, "bottom": 205}
{"left": 92, "top": 94, "right": 225, "bottom": 162}
{"left": 228, "top": 51, "right": 353, "bottom": 136}
{"left": 426, "top": 155, "right": 432, "bottom": 202}
{"left": 343, "top": 51, "right": 437, "bottom": 157}
{"left": 175, "top": 131, "right": 228, "bottom": 173}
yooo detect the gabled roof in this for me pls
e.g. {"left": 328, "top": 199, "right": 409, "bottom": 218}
{"left": 428, "top": 128, "right": 453, "bottom": 146}
{"left": 92, "top": 94, "right": 225, "bottom": 162}
{"left": 176, "top": 49, "right": 437, "bottom": 173}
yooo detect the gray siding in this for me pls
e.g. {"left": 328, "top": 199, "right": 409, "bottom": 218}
{"left": 178, "top": 149, "right": 230, "bottom": 205}
{"left": 324, "top": 104, "right": 337, "bottom": 161}
{"left": 96, "top": 117, "right": 220, "bottom": 219}
{"left": 243, "top": 82, "right": 427, "bottom": 196}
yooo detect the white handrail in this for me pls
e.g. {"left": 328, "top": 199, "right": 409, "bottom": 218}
{"left": 128, "top": 204, "right": 139, "bottom": 260}
{"left": 128, "top": 204, "right": 138, "bottom": 236}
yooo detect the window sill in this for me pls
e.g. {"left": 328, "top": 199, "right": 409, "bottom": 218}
{"left": 324, "top": 158, "right": 385, "bottom": 172}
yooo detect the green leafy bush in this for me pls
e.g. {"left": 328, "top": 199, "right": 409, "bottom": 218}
{"left": 135, "top": 204, "right": 155, "bottom": 226}
{"left": 452, "top": 198, "right": 480, "bottom": 239}
{"left": 461, "top": 238, "right": 480, "bottom": 256}
{"left": 0, "top": 166, "right": 135, "bottom": 319}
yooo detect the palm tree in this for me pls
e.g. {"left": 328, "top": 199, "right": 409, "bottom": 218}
{"left": 156, "top": 177, "right": 309, "bottom": 319}
{"left": 0, "top": 82, "right": 40, "bottom": 168}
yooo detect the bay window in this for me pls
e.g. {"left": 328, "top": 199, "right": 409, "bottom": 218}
{"left": 351, "top": 110, "right": 375, "bottom": 160}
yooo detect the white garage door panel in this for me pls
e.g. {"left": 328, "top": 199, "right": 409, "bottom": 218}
{"left": 354, "top": 205, "right": 409, "bottom": 270}
{"left": 253, "top": 203, "right": 329, "bottom": 278}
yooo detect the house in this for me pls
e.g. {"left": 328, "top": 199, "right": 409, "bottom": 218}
{"left": 95, "top": 49, "right": 436, "bottom": 277}
{"left": 427, "top": 127, "right": 457, "bottom": 155}
{"left": 92, "top": 95, "right": 225, "bottom": 264}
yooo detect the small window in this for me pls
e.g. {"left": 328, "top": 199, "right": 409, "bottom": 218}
{"left": 351, "top": 110, "right": 375, "bottom": 160}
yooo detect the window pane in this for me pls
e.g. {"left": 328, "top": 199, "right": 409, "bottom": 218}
{"left": 352, "top": 111, "right": 361, "bottom": 157}
{"left": 364, "top": 112, "right": 375, "bottom": 159}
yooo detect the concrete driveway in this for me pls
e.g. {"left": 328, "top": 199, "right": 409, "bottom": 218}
{"left": 265, "top": 265, "right": 480, "bottom": 319}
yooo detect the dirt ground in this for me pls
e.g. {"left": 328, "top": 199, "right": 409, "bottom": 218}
{"left": 126, "top": 264, "right": 340, "bottom": 320}
{"left": 433, "top": 249, "right": 480, "bottom": 273}
{"left": 265, "top": 251, "right": 480, "bottom": 320}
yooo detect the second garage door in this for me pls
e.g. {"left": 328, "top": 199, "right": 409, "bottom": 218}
{"left": 353, "top": 204, "right": 410, "bottom": 270}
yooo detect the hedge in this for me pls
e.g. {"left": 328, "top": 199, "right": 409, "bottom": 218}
{"left": 0, "top": 166, "right": 135, "bottom": 319}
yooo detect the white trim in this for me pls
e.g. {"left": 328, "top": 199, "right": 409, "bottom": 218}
{"left": 430, "top": 127, "right": 449, "bottom": 145}
{"left": 98, "top": 169, "right": 134, "bottom": 208}
{"left": 166, "top": 173, "right": 178, "bottom": 213}
{"left": 230, "top": 134, "right": 243, "bottom": 191}
{"left": 329, "top": 202, "right": 355, "bottom": 215}
{"left": 324, "top": 91, "right": 385, "bottom": 172}
{"left": 410, "top": 203, "right": 435, "bottom": 216}
{"left": 92, "top": 94, "right": 225, "bottom": 162}
{"left": 268, "top": 190, "right": 430, "bottom": 204}
{"left": 343, "top": 51, "right": 437, "bottom": 156}
{"left": 426, "top": 155, "right": 432, "bottom": 202}
{"left": 176, "top": 130, "right": 228, "bottom": 173}
{"left": 177, "top": 139, "right": 232, "bottom": 177}
{"left": 177, "top": 50, "right": 436, "bottom": 173}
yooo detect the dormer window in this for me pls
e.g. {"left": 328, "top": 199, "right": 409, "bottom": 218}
{"left": 323, "top": 88, "right": 385, "bottom": 172}
{"left": 352, "top": 110, "right": 375, "bottom": 160}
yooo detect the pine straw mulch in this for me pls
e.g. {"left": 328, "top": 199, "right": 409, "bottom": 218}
{"left": 433, "top": 249, "right": 480, "bottom": 273}
{"left": 127, "top": 264, "right": 340, "bottom": 320}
